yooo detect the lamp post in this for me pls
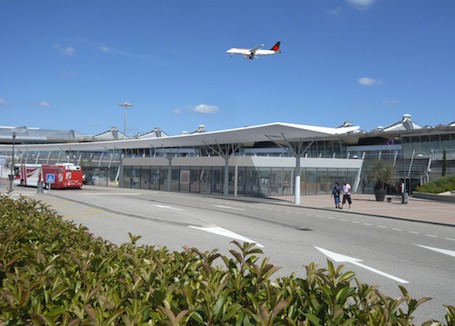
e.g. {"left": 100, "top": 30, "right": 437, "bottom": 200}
{"left": 118, "top": 102, "right": 133, "bottom": 135}
{"left": 9, "top": 132, "right": 17, "bottom": 190}
{"left": 8, "top": 126, "right": 26, "bottom": 190}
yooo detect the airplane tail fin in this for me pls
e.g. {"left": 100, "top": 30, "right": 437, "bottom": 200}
{"left": 270, "top": 41, "right": 281, "bottom": 52}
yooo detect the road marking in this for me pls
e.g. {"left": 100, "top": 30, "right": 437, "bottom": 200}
{"left": 446, "top": 238, "right": 455, "bottom": 242}
{"left": 153, "top": 204, "right": 184, "bottom": 211}
{"left": 315, "top": 246, "right": 409, "bottom": 284}
{"left": 189, "top": 226, "right": 264, "bottom": 248}
{"left": 363, "top": 223, "right": 372, "bottom": 226}
{"left": 87, "top": 192, "right": 141, "bottom": 196}
{"left": 352, "top": 221, "right": 360, "bottom": 224}
{"left": 62, "top": 209, "right": 104, "bottom": 218}
{"left": 417, "top": 245, "right": 455, "bottom": 258}
{"left": 425, "top": 234, "right": 438, "bottom": 238}
{"left": 378, "top": 225, "right": 387, "bottom": 229}
{"left": 392, "top": 228, "right": 403, "bottom": 232}
{"left": 409, "top": 231, "right": 420, "bottom": 234}
{"left": 213, "top": 205, "right": 245, "bottom": 211}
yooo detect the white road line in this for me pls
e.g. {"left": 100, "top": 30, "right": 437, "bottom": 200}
{"left": 446, "top": 238, "right": 455, "bottom": 242}
{"left": 409, "top": 231, "right": 420, "bottom": 234}
{"left": 352, "top": 221, "right": 360, "bottom": 224}
{"left": 315, "top": 247, "right": 409, "bottom": 284}
{"left": 213, "top": 205, "right": 245, "bottom": 211}
{"left": 425, "top": 234, "right": 438, "bottom": 238}
{"left": 153, "top": 204, "right": 184, "bottom": 211}
{"left": 417, "top": 245, "right": 455, "bottom": 258}
{"left": 392, "top": 228, "right": 403, "bottom": 232}
{"left": 87, "top": 192, "right": 141, "bottom": 196}
{"left": 189, "top": 226, "right": 264, "bottom": 248}
{"left": 363, "top": 223, "right": 372, "bottom": 226}
{"left": 378, "top": 225, "right": 387, "bottom": 229}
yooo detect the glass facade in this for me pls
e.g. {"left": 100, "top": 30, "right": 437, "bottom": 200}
{"left": 121, "top": 165, "right": 358, "bottom": 197}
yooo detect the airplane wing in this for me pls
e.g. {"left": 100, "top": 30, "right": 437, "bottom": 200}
{"left": 250, "top": 44, "right": 264, "bottom": 55}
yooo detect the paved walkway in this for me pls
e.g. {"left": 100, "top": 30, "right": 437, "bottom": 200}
{"left": 263, "top": 193, "right": 455, "bottom": 227}
{"left": 1, "top": 177, "right": 454, "bottom": 227}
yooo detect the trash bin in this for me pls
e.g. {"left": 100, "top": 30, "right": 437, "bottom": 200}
{"left": 401, "top": 192, "right": 408, "bottom": 204}
{"left": 37, "top": 181, "right": 44, "bottom": 193}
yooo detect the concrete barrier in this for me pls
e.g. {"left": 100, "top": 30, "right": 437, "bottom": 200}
{"left": 412, "top": 191, "right": 455, "bottom": 203}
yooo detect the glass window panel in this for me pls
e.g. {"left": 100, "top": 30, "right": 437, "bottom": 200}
{"left": 199, "top": 168, "right": 211, "bottom": 194}
{"left": 190, "top": 167, "right": 201, "bottom": 193}
{"left": 141, "top": 166, "right": 151, "bottom": 189}
{"left": 150, "top": 168, "right": 160, "bottom": 190}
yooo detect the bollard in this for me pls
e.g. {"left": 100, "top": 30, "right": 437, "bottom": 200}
{"left": 37, "top": 181, "right": 44, "bottom": 193}
{"left": 401, "top": 192, "right": 408, "bottom": 204}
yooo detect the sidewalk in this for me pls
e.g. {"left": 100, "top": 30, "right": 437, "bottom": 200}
{"left": 265, "top": 193, "right": 455, "bottom": 227}
{"left": 1, "top": 178, "right": 454, "bottom": 227}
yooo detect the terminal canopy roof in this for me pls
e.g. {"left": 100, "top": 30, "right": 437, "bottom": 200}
{"left": 1, "top": 122, "right": 360, "bottom": 152}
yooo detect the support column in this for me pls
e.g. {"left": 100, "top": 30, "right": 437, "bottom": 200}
{"left": 223, "top": 156, "right": 229, "bottom": 196}
{"left": 294, "top": 155, "right": 301, "bottom": 205}
{"left": 167, "top": 157, "right": 172, "bottom": 191}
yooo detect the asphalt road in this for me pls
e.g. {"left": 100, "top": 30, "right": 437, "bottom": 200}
{"left": 3, "top": 185, "right": 454, "bottom": 324}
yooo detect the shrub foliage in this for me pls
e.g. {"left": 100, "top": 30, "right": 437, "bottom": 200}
{"left": 1, "top": 194, "right": 454, "bottom": 325}
{"left": 416, "top": 173, "right": 455, "bottom": 194}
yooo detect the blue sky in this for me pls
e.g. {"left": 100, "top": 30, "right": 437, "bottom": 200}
{"left": 1, "top": 0, "right": 454, "bottom": 136}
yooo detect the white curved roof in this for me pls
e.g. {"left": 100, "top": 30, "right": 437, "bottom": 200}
{"left": 0, "top": 122, "right": 360, "bottom": 152}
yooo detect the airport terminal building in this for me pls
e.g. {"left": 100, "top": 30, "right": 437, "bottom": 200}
{"left": 1, "top": 114, "right": 454, "bottom": 198}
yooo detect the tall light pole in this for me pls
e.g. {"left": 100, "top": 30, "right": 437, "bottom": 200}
{"left": 9, "top": 132, "right": 16, "bottom": 190}
{"left": 118, "top": 102, "right": 133, "bottom": 135}
{"left": 9, "top": 126, "right": 26, "bottom": 190}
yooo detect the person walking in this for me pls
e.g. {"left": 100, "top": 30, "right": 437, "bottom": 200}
{"left": 342, "top": 181, "right": 352, "bottom": 209}
{"left": 331, "top": 182, "right": 341, "bottom": 208}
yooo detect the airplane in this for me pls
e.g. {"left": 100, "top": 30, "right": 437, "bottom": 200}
{"left": 226, "top": 41, "right": 281, "bottom": 60}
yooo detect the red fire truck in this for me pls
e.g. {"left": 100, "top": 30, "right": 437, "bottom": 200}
{"left": 14, "top": 163, "right": 83, "bottom": 189}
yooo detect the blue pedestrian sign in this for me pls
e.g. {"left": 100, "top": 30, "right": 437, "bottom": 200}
{"left": 46, "top": 173, "right": 55, "bottom": 184}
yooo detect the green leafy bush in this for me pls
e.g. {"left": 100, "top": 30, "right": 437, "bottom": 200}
{"left": 416, "top": 173, "right": 455, "bottom": 194}
{"left": 1, "top": 194, "right": 454, "bottom": 325}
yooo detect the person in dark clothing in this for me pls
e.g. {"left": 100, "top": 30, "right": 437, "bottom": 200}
{"left": 331, "top": 182, "right": 341, "bottom": 208}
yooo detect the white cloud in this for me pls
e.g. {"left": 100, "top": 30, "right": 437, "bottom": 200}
{"left": 193, "top": 104, "right": 220, "bottom": 114}
{"left": 383, "top": 99, "right": 400, "bottom": 105}
{"left": 346, "top": 0, "right": 375, "bottom": 9}
{"left": 38, "top": 101, "right": 51, "bottom": 108}
{"left": 358, "top": 77, "right": 383, "bottom": 86}
{"left": 327, "top": 7, "right": 342, "bottom": 16}
{"left": 54, "top": 44, "right": 75, "bottom": 56}
{"left": 99, "top": 46, "right": 110, "bottom": 53}
{"left": 0, "top": 99, "right": 6, "bottom": 106}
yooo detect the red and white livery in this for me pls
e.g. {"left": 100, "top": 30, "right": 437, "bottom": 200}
{"left": 14, "top": 163, "right": 83, "bottom": 189}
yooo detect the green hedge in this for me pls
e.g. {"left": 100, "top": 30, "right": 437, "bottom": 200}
{"left": 416, "top": 173, "right": 455, "bottom": 194}
{"left": 1, "top": 194, "right": 454, "bottom": 325}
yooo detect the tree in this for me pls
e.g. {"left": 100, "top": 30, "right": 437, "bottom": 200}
{"left": 367, "top": 159, "right": 396, "bottom": 190}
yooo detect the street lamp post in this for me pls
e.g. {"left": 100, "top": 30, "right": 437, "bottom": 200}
{"left": 118, "top": 102, "right": 133, "bottom": 135}
{"left": 9, "top": 132, "right": 16, "bottom": 190}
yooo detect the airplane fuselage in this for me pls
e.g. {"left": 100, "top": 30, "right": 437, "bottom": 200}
{"left": 226, "top": 42, "right": 281, "bottom": 60}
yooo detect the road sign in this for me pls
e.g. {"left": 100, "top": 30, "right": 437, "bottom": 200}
{"left": 46, "top": 173, "right": 55, "bottom": 184}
